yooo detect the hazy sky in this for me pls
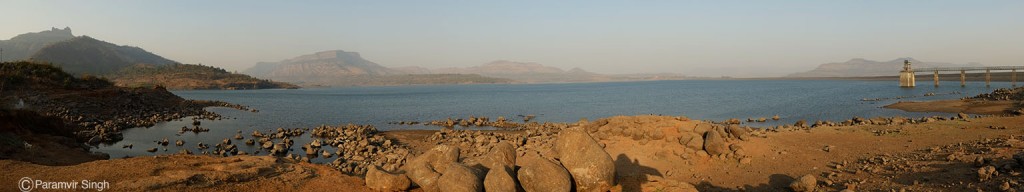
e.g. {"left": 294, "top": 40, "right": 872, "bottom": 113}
{"left": 3, "top": 1, "right": 1023, "bottom": 77}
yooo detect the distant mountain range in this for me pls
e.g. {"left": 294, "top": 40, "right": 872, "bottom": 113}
{"left": 787, "top": 58, "right": 984, "bottom": 77}
{"left": 245, "top": 51, "right": 693, "bottom": 86}
{"left": 1, "top": 28, "right": 296, "bottom": 90}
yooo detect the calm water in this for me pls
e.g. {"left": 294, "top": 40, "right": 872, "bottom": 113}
{"left": 95, "top": 80, "right": 1016, "bottom": 160}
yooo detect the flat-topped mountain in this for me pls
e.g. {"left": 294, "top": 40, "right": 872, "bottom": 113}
{"left": 245, "top": 50, "right": 401, "bottom": 82}
{"left": 412, "top": 60, "right": 612, "bottom": 83}
{"left": 787, "top": 58, "right": 984, "bottom": 77}
{"left": 245, "top": 50, "right": 511, "bottom": 86}
{"left": 437, "top": 60, "right": 567, "bottom": 75}
{"left": 245, "top": 50, "right": 699, "bottom": 86}
{"left": 0, "top": 27, "right": 76, "bottom": 62}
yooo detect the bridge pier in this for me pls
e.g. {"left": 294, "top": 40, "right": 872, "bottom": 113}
{"left": 986, "top": 69, "right": 991, "bottom": 87}
{"left": 1013, "top": 69, "right": 1017, "bottom": 87}
{"left": 904, "top": 66, "right": 1023, "bottom": 88}
{"left": 961, "top": 70, "right": 966, "bottom": 87}
{"left": 899, "top": 70, "right": 915, "bottom": 87}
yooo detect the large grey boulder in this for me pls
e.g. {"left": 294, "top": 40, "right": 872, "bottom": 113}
{"left": 517, "top": 154, "right": 571, "bottom": 192}
{"left": 555, "top": 127, "right": 615, "bottom": 192}
{"left": 484, "top": 165, "right": 517, "bottom": 192}
{"left": 703, "top": 129, "right": 729, "bottom": 155}
{"left": 365, "top": 166, "right": 411, "bottom": 192}
{"left": 438, "top": 162, "right": 483, "bottom": 192}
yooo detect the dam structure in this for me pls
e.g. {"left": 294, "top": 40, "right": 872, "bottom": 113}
{"left": 899, "top": 60, "right": 1022, "bottom": 87}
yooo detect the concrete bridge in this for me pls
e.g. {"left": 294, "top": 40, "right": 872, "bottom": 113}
{"left": 899, "top": 61, "right": 1022, "bottom": 87}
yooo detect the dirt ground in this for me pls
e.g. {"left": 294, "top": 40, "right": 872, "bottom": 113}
{"left": 3, "top": 111, "right": 1024, "bottom": 191}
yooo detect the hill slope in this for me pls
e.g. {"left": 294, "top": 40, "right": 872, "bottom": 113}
{"left": 2, "top": 28, "right": 297, "bottom": 90}
{"left": 109, "top": 64, "right": 299, "bottom": 90}
{"left": 787, "top": 58, "right": 984, "bottom": 77}
{"left": 30, "top": 36, "right": 178, "bottom": 75}
{"left": 0, "top": 27, "right": 76, "bottom": 62}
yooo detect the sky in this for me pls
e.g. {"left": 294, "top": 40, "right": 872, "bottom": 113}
{"left": 2, "top": 1, "right": 1023, "bottom": 77}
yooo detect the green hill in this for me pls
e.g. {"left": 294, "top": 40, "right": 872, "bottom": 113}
{"left": 30, "top": 36, "right": 178, "bottom": 75}
{"left": 108, "top": 63, "right": 298, "bottom": 90}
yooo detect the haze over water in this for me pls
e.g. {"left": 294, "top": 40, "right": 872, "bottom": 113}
{"left": 95, "top": 80, "right": 1016, "bottom": 160}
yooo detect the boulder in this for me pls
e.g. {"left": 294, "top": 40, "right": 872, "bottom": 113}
{"left": 366, "top": 166, "right": 412, "bottom": 192}
{"left": 517, "top": 154, "right": 571, "bottom": 192}
{"left": 429, "top": 145, "right": 460, "bottom": 173}
{"left": 693, "top": 123, "right": 712, "bottom": 134}
{"left": 726, "top": 125, "right": 749, "bottom": 141}
{"left": 958, "top": 112, "right": 970, "bottom": 120}
{"left": 682, "top": 133, "right": 704, "bottom": 150}
{"left": 789, "top": 174, "right": 817, "bottom": 192}
{"left": 978, "top": 166, "right": 997, "bottom": 181}
{"left": 405, "top": 145, "right": 460, "bottom": 192}
{"left": 794, "top": 120, "right": 807, "bottom": 128}
{"left": 555, "top": 127, "right": 615, "bottom": 192}
{"left": 703, "top": 130, "right": 729, "bottom": 155}
{"left": 485, "top": 142, "right": 516, "bottom": 169}
{"left": 438, "top": 162, "right": 484, "bottom": 192}
{"left": 484, "top": 166, "right": 518, "bottom": 192}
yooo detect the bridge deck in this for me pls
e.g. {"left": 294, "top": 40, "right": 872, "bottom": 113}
{"left": 914, "top": 66, "right": 1024, "bottom": 72}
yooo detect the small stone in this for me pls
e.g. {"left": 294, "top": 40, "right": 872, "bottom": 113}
{"left": 789, "top": 174, "right": 817, "bottom": 192}
{"left": 739, "top": 157, "right": 752, "bottom": 164}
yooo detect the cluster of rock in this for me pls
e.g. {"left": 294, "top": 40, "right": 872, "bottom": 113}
{"left": 970, "top": 87, "right": 1023, "bottom": 101}
{"left": 767, "top": 114, "right": 985, "bottom": 133}
{"left": 818, "top": 136, "right": 1024, "bottom": 191}
{"left": 860, "top": 91, "right": 961, "bottom": 101}
{"left": 10, "top": 86, "right": 256, "bottom": 145}
{"left": 582, "top": 116, "right": 754, "bottom": 163}
{"left": 421, "top": 115, "right": 532, "bottom": 130}
{"left": 426, "top": 121, "right": 573, "bottom": 159}
{"left": 250, "top": 128, "right": 307, "bottom": 157}
{"left": 366, "top": 126, "right": 617, "bottom": 192}
{"left": 309, "top": 124, "right": 412, "bottom": 175}
{"left": 746, "top": 115, "right": 781, "bottom": 122}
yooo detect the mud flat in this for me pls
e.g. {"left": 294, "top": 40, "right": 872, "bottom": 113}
{"left": 885, "top": 99, "right": 1015, "bottom": 115}
{"left": 885, "top": 87, "right": 1023, "bottom": 115}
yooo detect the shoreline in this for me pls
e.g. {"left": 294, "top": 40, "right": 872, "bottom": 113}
{"left": 4, "top": 114, "right": 1024, "bottom": 191}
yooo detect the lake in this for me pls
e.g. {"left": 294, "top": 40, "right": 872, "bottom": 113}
{"left": 94, "top": 79, "right": 1016, "bottom": 160}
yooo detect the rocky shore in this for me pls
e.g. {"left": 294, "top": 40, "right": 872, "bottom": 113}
{"left": 5, "top": 61, "right": 1024, "bottom": 191}
{"left": 1, "top": 61, "right": 254, "bottom": 165}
